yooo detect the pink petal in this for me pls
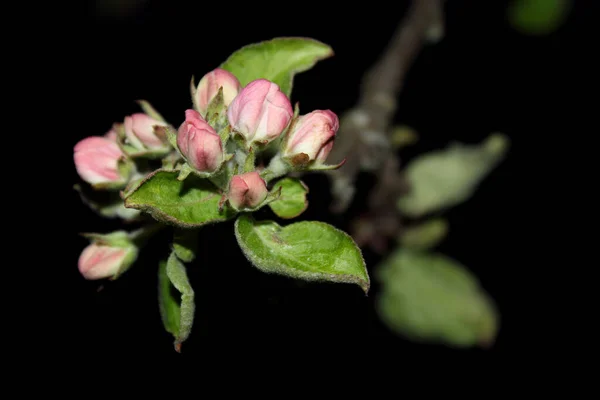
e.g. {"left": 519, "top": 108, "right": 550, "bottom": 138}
{"left": 78, "top": 244, "right": 126, "bottom": 280}
{"left": 131, "top": 113, "right": 166, "bottom": 149}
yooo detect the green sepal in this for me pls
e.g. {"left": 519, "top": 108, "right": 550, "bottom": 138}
{"left": 206, "top": 86, "right": 225, "bottom": 123}
{"left": 190, "top": 75, "right": 199, "bottom": 113}
{"left": 114, "top": 125, "right": 171, "bottom": 160}
{"left": 306, "top": 158, "right": 347, "bottom": 171}
{"left": 218, "top": 125, "right": 231, "bottom": 147}
{"left": 136, "top": 99, "right": 167, "bottom": 123}
{"left": 243, "top": 147, "right": 256, "bottom": 173}
{"left": 226, "top": 186, "right": 281, "bottom": 214}
{"left": 81, "top": 230, "right": 132, "bottom": 247}
{"left": 281, "top": 153, "right": 346, "bottom": 172}
{"left": 176, "top": 163, "right": 194, "bottom": 181}
{"left": 164, "top": 125, "right": 179, "bottom": 150}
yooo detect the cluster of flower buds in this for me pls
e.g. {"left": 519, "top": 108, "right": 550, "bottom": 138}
{"left": 178, "top": 68, "right": 343, "bottom": 209}
{"left": 73, "top": 66, "right": 344, "bottom": 279}
{"left": 73, "top": 107, "right": 174, "bottom": 188}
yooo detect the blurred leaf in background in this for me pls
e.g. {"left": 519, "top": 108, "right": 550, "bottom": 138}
{"left": 507, "top": 0, "right": 572, "bottom": 36}
{"left": 399, "top": 218, "right": 449, "bottom": 250}
{"left": 94, "top": 0, "right": 149, "bottom": 18}
{"left": 376, "top": 249, "right": 499, "bottom": 348}
{"left": 397, "top": 133, "right": 509, "bottom": 218}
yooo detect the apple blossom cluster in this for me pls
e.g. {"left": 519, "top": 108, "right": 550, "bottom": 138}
{"left": 74, "top": 68, "right": 342, "bottom": 280}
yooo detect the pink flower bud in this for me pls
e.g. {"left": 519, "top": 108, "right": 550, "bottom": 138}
{"left": 283, "top": 110, "right": 339, "bottom": 163}
{"left": 227, "top": 79, "right": 293, "bottom": 145}
{"left": 74, "top": 136, "right": 128, "bottom": 185}
{"left": 124, "top": 113, "right": 168, "bottom": 150}
{"left": 195, "top": 68, "right": 241, "bottom": 117}
{"left": 104, "top": 128, "right": 118, "bottom": 142}
{"left": 78, "top": 243, "right": 133, "bottom": 280}
{"left": 228, "top": 171, "right": 268, "bottom": 210}
{"left": 177, "top": 109, "right": 224, "bottom": 172}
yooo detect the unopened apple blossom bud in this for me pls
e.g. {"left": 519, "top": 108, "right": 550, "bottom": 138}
{"left": 124, "top": 113, "right": 168, "bottom": 150}
{"left": 195, "top": 68, "right": 241, "bottom": 117}
{"left": 177, "top": 109, "right": 224, "bottom": 173}
{"left": 104, "top": 128, "right": 119, "bottom": 142}
{"left": 283, "top": 110, "right": 339, "bottom": 165}
{"left": 228, "top": 171, "right": 268, "bottom": 210}
{"left": 74, "top": 136, "right": 131, "bottom": 187}
{"left": 78, "top": 242, "right": 137, "bottom": 280}
{"left": 227, "top": 79, "right": 293, "bottom": 146}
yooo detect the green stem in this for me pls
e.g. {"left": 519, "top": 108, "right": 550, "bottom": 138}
{"left": 209, "top": 167, "right": 229, "bottom": 191}
{"left": 130, "top": 223, "right": 166, "bottom": 246}
{"left": 261, "top": 154, "right": 291, "bottom": 183}
{"left": 244, "top": 148, "right": 256, "bottom": 172}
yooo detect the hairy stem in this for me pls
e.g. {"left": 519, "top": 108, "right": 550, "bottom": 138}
{"left": 326, "top": 0, "right": 445, "bottom": 251}
{"left": 261, "top": 153, "right": 291, "bottom": 183}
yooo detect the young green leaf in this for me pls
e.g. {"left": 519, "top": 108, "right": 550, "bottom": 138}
{"left": 173, "top": 228, "right": 199, "bottom": 263}
{"left": 124, "top": 169, "right": 237, "bottom": 227}
{"left": 234, "top": 214, "right": 369, "bottom": 293}
{"left": 397, "top": 133, "right": 509, "bottom": 218}
{"left": 158, "top": 260, "right": 180, "bottom": 337}
{"left": 375, "top": 249, "right": 498, "bottom": 348}
{"left": 268, "top": 178, "right": 309, "bottom": 219}
{"left": 220, "top": 37, "right": 333, "bottom": 98}
{"left": 158, "top": 252, "right": 196, "bottom": 352}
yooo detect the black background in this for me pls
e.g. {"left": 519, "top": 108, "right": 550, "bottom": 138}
{"left": 57, "top": 0, "right": 583, "bottom": 360}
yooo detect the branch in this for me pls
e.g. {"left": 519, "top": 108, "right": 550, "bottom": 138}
{"left": 326, "top": 0, "right": 445, "bottom": 250}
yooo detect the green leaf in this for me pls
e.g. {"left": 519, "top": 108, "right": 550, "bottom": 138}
{"left": 158, "top": 252, "right": 195, "bottom": 352}
{"left": 376, "top": 249, "right": 498, "bottom": 348}
{"left": 124, "top": 169, "right": 237, "bottom": 228}
{"left": 173, "top": 228, "right": 199, "bottom": 262}
{"left": 398, "top": 133, "right": 509, "bottom": 218}
{"left": 234, "top": 214, "right": 369, "bottom": 293}
{"left": 508, "top": 0, "right": 572, "bottom": 36}
{"left": 158, "top": 260, "right": 180, "bottom": 337}
{"left": 268, "top": 178, "right": 309, "bottom": 219}
{"left": 220, "top": 37, "right": 333, "bottom": 98}
{"left": 400, "top": 218, "right": 448, "bottom": 250}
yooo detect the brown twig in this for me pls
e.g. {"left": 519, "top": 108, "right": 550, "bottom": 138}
{"left": 326, "top": 0, "right": 445, "bottom": 252}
